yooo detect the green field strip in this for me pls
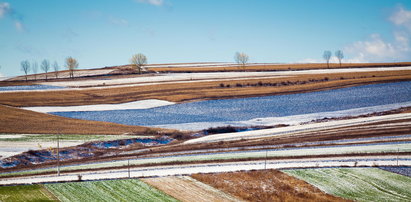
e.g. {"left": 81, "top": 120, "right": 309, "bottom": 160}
{"left": 283, "top": 168, "right": 411, "bottom": 202}
{"left": 0, "top": 184, "right": 57, "bottom": 202}
{"left": 44, "top": 178, "right": 179, "bottom": 202}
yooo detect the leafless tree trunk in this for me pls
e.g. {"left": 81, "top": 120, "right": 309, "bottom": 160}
{"left": 65, "top": 57, "right": 79, "bottom": 79}
{"left": 335, "top": 50, "right": 344, "bottom": 67}
{"left": 235, "top": 52, "right": 249, "bottom": 71}
{"left": 20, "top": 60, "right": 30, "bottom": 82}
{"left": 53, "top": 61, "right": 59, "bottom": 79}
{"left": 41, "top": 59, "right": 50, "bottom": 81}
{"left": 323, "top": 50, "right": 331, "bottom": 68}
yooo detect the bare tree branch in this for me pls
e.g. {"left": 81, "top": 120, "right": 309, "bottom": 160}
{"left": 323, "top": 51, "right": 332, "bottom": 68}
{"left": 235, "top": 52, "right": 249, "bottom": 71}
{"left": 20, "top": 60, "right": 30, "bottom": 82}
{"left": 335, "top": 50, "right": 344, "bottom": 67}
{"left": 130, "top": 53, "right": 147, "bottom": 74}
{"left": 41, "top": 59, "right": 50, "bottom": 81}
{"left": 65, "top": 57, "right": 79, "bottom": 79}
{"left": 53, "top": 61, "right": 59, "bottom": 79}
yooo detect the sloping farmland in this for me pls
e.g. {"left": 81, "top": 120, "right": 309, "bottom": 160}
{"left": 283, "top": 168, "right": 411, "bottom": 202}
{"left": 142, "top": 176, "right": 242, "bottom": 202}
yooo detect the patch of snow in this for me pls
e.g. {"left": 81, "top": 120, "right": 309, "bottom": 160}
{"left": 22, "top": 99, "right": 175, "bottom": 113}
{"left": 0, "top": 141, "right": 84, "bottom": 160}
{"left": 0, "top": 135, "right": 24, "bottom": 139}
{"left": 184, "top": 113, "right": 411, "bottom": 144}
{"left": 41, "top": 66, "right": 411, "bottom": 88}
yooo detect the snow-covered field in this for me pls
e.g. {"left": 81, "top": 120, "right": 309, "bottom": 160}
{"left": 1, "top": 156, "right": 410, "bottom": 185}
{"left": 0, "top": 134, "right": 149, "bottom": 160}
{"left": 185, "top": 113, "right": 411, "bottom": 144}
{"left": 0, "top": 141, "right": 83, "bottom": 160}
{"left": 42, "top": 72, "right": 287, "bottom": 88}
{"left": 8, "top": 69, "right": 115, "bottom": 81}
{"left": 146, "top": 62, "right": 238, "bottom": 68}
{"left": 39, "top": 66, "right": 411, "bottom": 88}
{"left": 4, "top": 141, "right": 409, "bottom": 176}
{"left": 22, "top": 99, "right": 175, "bottom": 113}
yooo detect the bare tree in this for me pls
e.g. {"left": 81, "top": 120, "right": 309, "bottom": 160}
{"left": 235, "top": 52, "right": 249, "bottom": 70}
{"left": 53, "top": 61, "right": 59, "bottom": 79}
{"left": 20, "top": 60, "right": 30, "bottom": 82}
{"left": 335, "top": 50, "right": 344, "bottom": 67}
{"left": 323, "top": 50, "right": 332, "bottom": 68}
{"left": 41, "top": 59, "right": 50, "bottom": 81}
{"left": 32, "top": 61, "right": 38, "bottom": 80}
{"left": 130, "top": 53, "right": 147, "bottom": 74}
{"left": 65, "top": 57, "right": 79, "bottom": 79}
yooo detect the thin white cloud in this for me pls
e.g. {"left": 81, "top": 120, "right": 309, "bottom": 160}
{"left": 0, "top": 2, "right": 25, "bottom": 31}
{"left": 0, "top": 2, "right": 10, "bottom": 18}
{"left": 301, "top": 5, "right": 411, "bottom": 63}
{"left": 108, "top": 16, "right": 129, "bottom": 26}
{"left": 390, "top": 5, "right": 411, "bottom": 31}
{"left": 136, "top": 0, "right": 164, "bottom": 6}
{"left": 14, "top": 20, "right": 23, "bottom": 31}
{"left": 344, "top": 5, "right": 411, "bottom": 63}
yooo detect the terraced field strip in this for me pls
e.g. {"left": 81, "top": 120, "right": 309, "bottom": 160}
{"left": 192, "top": 169, "right": 349, "bottom": 202}
{"left": 0, "top": 184, "right": 56, "bottom": 201}
{"left": 142, "top": 176, "right": 242, "bottom": 202}
{"left": 38, "top": 141, "right": 411, "bottom": 172}
{"left": 45, "top": 178, "right": 177, "bottom": 202}
{"left": 186, "top": 113, "right": 411, "bottom": 144}
{"left": 1, "top": 155, "right": 410, "bottom": 185}
{"left": 40, "top": 66, "right": 411, "bottom": 88}
{"left": 1, "top": 141, "right": 410, "bottom": 179}
{"left": 148, "top": 62, "right": 411, "bottom": 72}
{"left": 283, "top": 168, "right": 411, "bottom": 202}
{"left": 2, "top": 69, "right": 410, "bottom": 107}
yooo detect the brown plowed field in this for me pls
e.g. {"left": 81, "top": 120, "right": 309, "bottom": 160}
{"left": 192, "top": 169, "right": 351, "bottom": 202}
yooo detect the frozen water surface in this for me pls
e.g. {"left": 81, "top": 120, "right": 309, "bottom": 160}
{"left": 0, "top": 85, "right": 64, "bottom": 92}
{"left": 52, "top": 81, "right": 411, "bottom": 130}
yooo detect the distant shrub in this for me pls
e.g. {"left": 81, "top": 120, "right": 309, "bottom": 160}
{"left": 220, "top": 83, "right": 225, "bottom": 88}
{"left": 204, "top": 126, "right": 238, "bottom": 134}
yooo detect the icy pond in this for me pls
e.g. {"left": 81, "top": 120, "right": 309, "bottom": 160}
{"left": 0, "top": 85, "right": 64, "bottom": 92}
{"left": 52, "top": 81, "right": 411, "bottom": 130}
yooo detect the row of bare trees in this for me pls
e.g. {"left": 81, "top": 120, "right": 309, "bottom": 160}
{"left": 20, "top": 57, "right": 78, "bottom": 81}
{"left": 18, "top": 50, "right": 344, "bottom": 80}
{"left": 323, "top": 50, "right": 344, "bottom": 68}
{"left": 129, "top": 52, "right": 250, "bottom": 73}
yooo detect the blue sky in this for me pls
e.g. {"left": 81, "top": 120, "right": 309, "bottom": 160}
{"left": 1, "top": 0, "right": 411, "bottom": 77}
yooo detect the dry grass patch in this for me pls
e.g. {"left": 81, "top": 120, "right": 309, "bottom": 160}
{"left": 142, "top": 176, "right": 242, "bottom": 202}
{"left": 192, "top": 169, "right": 351, "bottom": 202}
{"left": 0, "top": 104, "right": 168, "bottom": 135}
